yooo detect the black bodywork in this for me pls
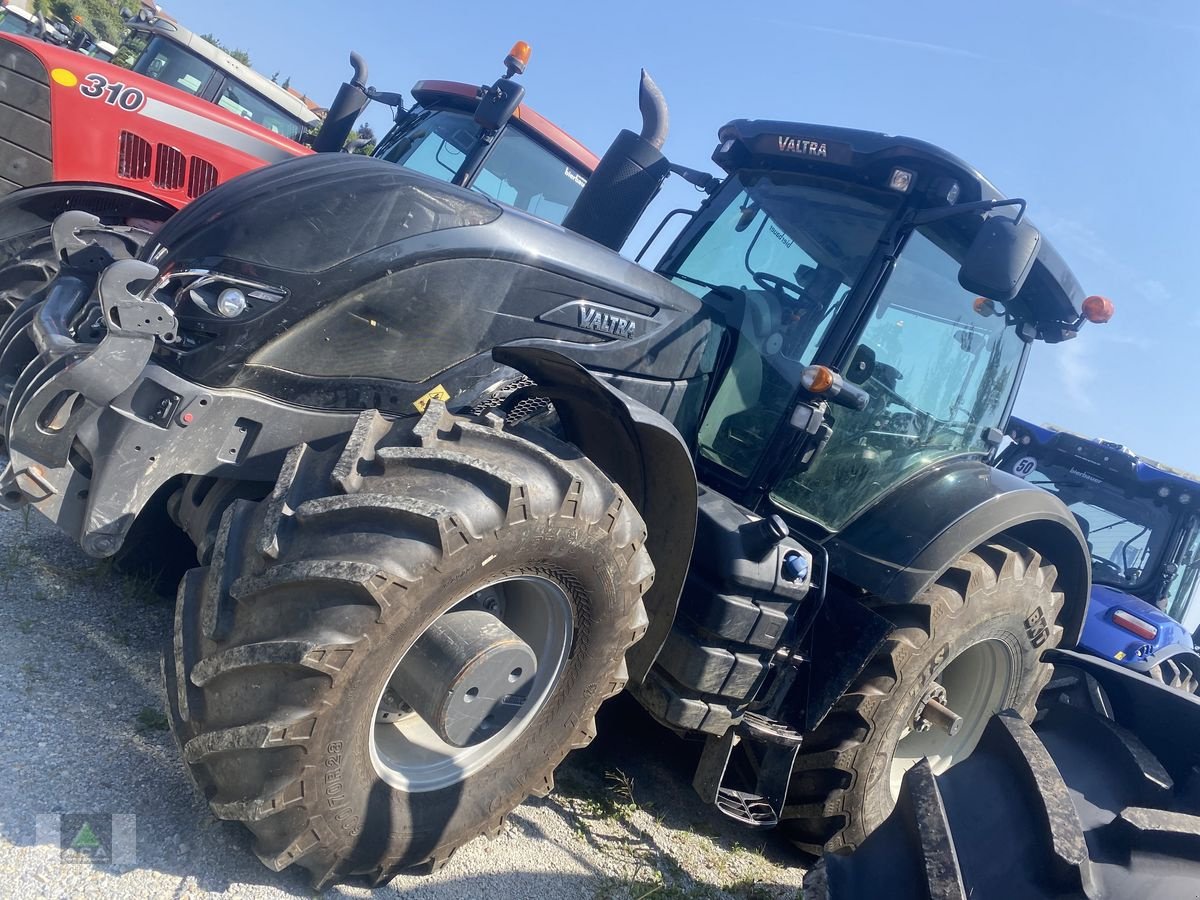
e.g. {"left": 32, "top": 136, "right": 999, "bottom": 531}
{"left": 0, "top": 114, "right": 1093, "bottom": 830}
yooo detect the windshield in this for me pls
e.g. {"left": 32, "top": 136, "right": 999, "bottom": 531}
{"left": 1005, "top": 456, "right": 1173, "bottom": 588}
{"left": 0, "top": 10, "right": 37, "bottom": 35}
{"left": 374, "top": 109, "right": 588, "bottom": 224}
{"left": 661, "top": 172, "right": 901, "bottom": 478}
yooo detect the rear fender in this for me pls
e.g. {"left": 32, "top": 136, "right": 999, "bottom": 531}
{"left": 825, "top": 458, "right": 1091, "bottom": 645}
{"left": 0, "top": 182, "right": 176, "bottom": 242}
{"left": 493, "top": 346, "right": 697, "bottom": 682}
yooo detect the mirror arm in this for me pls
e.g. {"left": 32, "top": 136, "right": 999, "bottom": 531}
{"left": 913, "top": 197, "right": 1027, "bottom": 227}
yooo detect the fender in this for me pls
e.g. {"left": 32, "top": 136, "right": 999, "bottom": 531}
{"left": 825, "top": 456, "right": 1091, "bottom": 645}
{"left": 493, "top": 345, "right": 698, "bottom": 683}
{"left": 0, "top": 182, "right": 177, "bottom": 242}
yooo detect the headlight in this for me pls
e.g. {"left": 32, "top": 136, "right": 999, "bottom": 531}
{"left": 215, "top": 288, "right": 248, "bottom": 318}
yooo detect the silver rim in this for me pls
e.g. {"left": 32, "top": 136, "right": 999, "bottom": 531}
{"left": 370, "top": 575, "right": 573, "bottom": 793}
{"left": 889, "top": 639, "right": 1016, "bottom": 800}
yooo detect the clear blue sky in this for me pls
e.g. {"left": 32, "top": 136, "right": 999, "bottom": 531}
{"left": 170, "top": 0, "right": 1200, "bottom": 471}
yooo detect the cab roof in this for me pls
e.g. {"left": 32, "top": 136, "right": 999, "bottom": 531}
{"left": 1010, "top": 417, "right": 1200, "bottom": 493}
{"left": 410, "top": 80, "right": 599, "bottom": 175}
{"left": 129, "top": 20, "right": 320, "bottom": 126}
{"left": 715, "top": 119, "right": 1087, "bottom": 334}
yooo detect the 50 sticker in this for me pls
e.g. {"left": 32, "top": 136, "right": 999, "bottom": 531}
{"left": 79, "top": 74, "right": 146, "bottom": 112}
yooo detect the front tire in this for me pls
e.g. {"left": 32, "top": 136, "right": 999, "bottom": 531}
{"left": 164, "top": 403, "right": 653, "bottom": 887}
{"left": 781, "top": 539, "right": 1065, "bottom": 854}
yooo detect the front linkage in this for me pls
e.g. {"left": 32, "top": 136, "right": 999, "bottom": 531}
{"left": 0, "top": 214, "right": 359, "bottom": 557}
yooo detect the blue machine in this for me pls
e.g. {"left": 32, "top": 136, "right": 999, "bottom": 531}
{"left": 998, "top": 418, "right": 1200, "bottom": 687}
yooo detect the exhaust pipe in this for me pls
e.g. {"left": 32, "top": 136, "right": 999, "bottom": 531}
{"left": 562, "top": 69, "right": 672, "bottom": 252}
{"left": 312, "top": 52, "right": 371, "bottom": 153}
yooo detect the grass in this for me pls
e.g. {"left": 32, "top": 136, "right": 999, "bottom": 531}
{"left": 562, "top": 766, "right": 801, "bottom": 900}
{"left": 134, "top": 706, "right": 169, "bottom": 733}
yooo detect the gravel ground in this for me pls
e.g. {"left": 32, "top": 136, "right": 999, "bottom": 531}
{"left": 0, "top": 509, "right": 807, "bottom": 899}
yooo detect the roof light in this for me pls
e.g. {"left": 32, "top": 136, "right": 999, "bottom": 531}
{"left": 1158, "top": 486, "right": 1171, "bottom": 499}
{"left": 801, "top": 365, "right": 835, "bottom": 393}
{"left": 1111, "top": 609, "right": 1158, "bottom": 641}
{"left": 1181, "top": 493, "right": 1192, "bottom": 505}
{"left": 889, "top": 168, "right": 915, "bottom": 193}
{"left": 505, "top": 41, "right": 532, "bottom": 76}
{"left": 1081, "top": 295, "right": 1114, "bottom": 324}
{"left": 1021, "top": 435, "right": 1031, "bottom": 445}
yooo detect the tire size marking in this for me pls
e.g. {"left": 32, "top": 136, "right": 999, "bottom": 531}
{"left": 79, "top": 74, "right": 146, "bottom": 112}
{"left": 1024, "top": 606, "right": 1050, "bottom": 648}
{"left": 323, "top": 741, "right": 362, "bottom": 836}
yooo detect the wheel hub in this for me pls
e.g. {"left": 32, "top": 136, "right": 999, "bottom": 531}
{"left": 370, "top": 575, "right": 573, "bottom": 793}
{"left": 912, "top": 683, "right": 963, "bottom": 736}
{"left": 389, "top": 609, "right": 538, "bottom": 747}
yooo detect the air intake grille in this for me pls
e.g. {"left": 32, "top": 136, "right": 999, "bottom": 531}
{"left": 117, "top": 131, "right": 152, "bottom": 180}
{"left": 187, "top": 157, "right": 218, "bottom": 199}
{"left": 154, "top": 143, "right": 186, "bottom": 190}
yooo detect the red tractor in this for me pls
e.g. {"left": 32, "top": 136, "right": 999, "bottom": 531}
{"left": 0, "top": 33, "right": 596, "bottom": 321}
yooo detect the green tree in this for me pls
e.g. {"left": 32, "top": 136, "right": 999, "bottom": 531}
{"left": 51, "top": 0, "right": 126, "bottom": 44}
{"left": 199, "top": 31, "right": 252, "bottom": 67}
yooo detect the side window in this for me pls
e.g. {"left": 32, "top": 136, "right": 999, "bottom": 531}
{"left": 1165, "top": 517, "right": 1200, "bottom": 632}
{"left": 214, "top": 80, "right": 307, "bottom": 142}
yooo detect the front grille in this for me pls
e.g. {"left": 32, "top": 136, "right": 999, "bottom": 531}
{"left": 114, "top": 131, "right": 219, "bottom": 197}
{"left": 118, "top": 131, "right": 152, "bottom": 179}
{"left": 187, "top": 157, "right": 218, "bottom": 199}
{"left": 153, "top": 143, "right": 186, "bottom": 190}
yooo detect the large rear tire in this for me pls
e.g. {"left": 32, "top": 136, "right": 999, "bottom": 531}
{"left": 807, "top": 696, "right": 1200, "bottom": 898}
{"left": 164, "top": 402, "right": 653, "bottom": 887}
{"left": 781, "top": 540, "right": 1064, "bottom": 854}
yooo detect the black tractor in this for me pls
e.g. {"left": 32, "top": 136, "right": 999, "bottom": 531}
{"left": 2, "top": 65, "right": 1195, "bottom": 895}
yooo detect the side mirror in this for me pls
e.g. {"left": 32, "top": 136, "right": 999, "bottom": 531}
{"left": 473, "top": 77, "right": 524, "bottom": 131}
{"left": 958, "top": 216, "right": 1040, "bottom": 302}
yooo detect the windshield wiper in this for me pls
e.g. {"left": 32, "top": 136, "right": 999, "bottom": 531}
{"left": 671, "top": 272, "right": 725, "bottom": 294}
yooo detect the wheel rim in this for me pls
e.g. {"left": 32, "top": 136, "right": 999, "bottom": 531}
{"left": 889, "top": 639, "right": 1016, "bottom": 801}
{"left": 370, "top": 575, "right": 573, "bottom": 793}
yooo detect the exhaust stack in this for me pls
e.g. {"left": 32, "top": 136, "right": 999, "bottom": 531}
{"left": 562, "top": 70, "right": 671, "bottom": 252}
{"left": 312, "top": 53, "right": 371, "bottom": 153}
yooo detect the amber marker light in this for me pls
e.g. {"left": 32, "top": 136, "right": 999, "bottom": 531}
{"left": 973, "top": 297, "right": 997, "bottom": 317}
{"left": 1081, "top": 295, "right": 1114, "bottom": 324}
{"left": 801, "top": 365, "right": 835, "bottom": 393}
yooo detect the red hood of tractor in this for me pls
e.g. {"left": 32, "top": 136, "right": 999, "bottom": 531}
{"left": 0, "top": 33, "right": 309, "bottom": 209}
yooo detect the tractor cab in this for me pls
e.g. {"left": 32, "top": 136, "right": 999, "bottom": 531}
{"left": 650, "top": 121, "right": 1111, "bottom": 535}
{"left": 999, "top": 418, "right": 1200, "bottom": 667}
{"left": 370, "top": 80, "right": 597, "bottom": 226}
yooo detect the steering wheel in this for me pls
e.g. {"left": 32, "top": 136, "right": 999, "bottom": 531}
{"left": 753, "top": 272, "right": 807, "bottom": 302}
{"left": 1091, "top": 555, "right": 1124, "bottom": 579}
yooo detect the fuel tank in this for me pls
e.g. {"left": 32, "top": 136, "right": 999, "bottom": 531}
{"left": 143, "top": 153, "right": 716, "bottom": 420}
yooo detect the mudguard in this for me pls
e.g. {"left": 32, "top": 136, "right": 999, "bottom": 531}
{"left": 493, "top": 345, "right": 698, "bottom": 683}
{"left": 826, "top": 457, "right": 1091, "bottom": 645}
{"left": 0, "top": 182, "right": 176, "bottom": 242}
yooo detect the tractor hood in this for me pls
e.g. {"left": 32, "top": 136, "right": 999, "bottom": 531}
{"left": 141, "top": 153, "right": 714, "bottom": 416}
{"left": 1079, "top": 584, "right": 1194, "bottom": 669}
